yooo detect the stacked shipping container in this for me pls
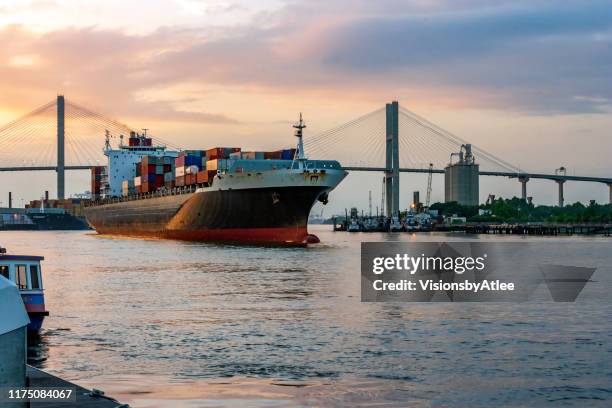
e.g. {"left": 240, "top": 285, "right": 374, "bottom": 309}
{"left": 115, "top": 146, "right": 297, "bottom": 196}
{"left": 90, "top": 166, "right": 105, "bottom": 199}
{"left": 26, "top": 199, "right": 86, "bottom": 217}
{"left": 134, "top": 156, "right": 174, "bottom": 194}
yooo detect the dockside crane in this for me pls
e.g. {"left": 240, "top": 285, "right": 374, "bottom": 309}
{"left": 425, "top": 163, "right": 433, "bottom": 208}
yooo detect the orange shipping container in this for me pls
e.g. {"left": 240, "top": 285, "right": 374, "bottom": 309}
{"left": 196, "top": 171, "right": 208, "bottom": 184}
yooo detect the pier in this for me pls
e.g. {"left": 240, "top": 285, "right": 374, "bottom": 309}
{"left": 458, "top": 223, "right": 612, "bottom": 236}
{"left": 27, "top": 365, "right": 124, "bottom": 408}
{"left": 334, "top": 219, "right": 612, "bottom": 236}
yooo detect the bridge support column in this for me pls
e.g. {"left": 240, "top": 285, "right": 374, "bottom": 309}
{"left": 608, "top": 183, "right": 612, "bottom": 205}
{"left": 518, "top": 176, "right": 529, "bottom": 201}
{"left": 56, "top": 95, "right": 65, "bottom": 200}
{"left": 385, "top": 101, "right": 399, "bottom": 217}
{"left": 556, "top": 180, "right": 565, "bottom": 207}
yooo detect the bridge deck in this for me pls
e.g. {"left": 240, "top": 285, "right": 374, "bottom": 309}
{"left": 341, "top": 166, "right": 612, "bottom": 184}
{"left": 0, "top": 165, "right": 610, "bottom": 184}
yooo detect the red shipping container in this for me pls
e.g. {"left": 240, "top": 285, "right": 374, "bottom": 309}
{"left": 264, "top": 151, "right": 282, "bottom": 159}
{"left": 196, "top": 171, "right": 208, "bottom": 183}
{"left": 206, "top": 147, "right": 223, "bottom": 160}
{"left": 141, "top": 164, "right": 156, "bottom": 174}
{"left": 176, "top": 176, "right": 185, "bottom": 187}
{"left": 155, "top": 174, "right": 164, "bottom": 185}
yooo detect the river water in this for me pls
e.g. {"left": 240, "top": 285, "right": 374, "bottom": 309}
{"left": 3, "top": 226, "right": 611, "bottom": 407}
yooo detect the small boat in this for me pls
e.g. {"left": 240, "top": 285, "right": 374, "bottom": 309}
{"left": 389, "top": 216, "right": 403, "bottom": 232}
{"left": 347, "top": 219, "right": 362, "bottom": 232}
{"left": 363, "top": 218, "right": 380, "bottom": 231}
{"left": 0, "top": 245, "right": 48, "bottom": 333}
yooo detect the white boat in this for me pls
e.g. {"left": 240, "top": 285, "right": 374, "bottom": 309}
{"left": 0, "top": 245, "right": 48, "bottom": 333}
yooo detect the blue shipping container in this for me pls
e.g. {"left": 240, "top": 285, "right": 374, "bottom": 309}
{"left": 281, "top": 149, "right": 295, "bottom": 160}
{"left": 185, "top": 155, "right": 201, "bottom": 166}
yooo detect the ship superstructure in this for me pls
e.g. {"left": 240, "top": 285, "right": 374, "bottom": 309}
{"left": 97, "top": 130, "right": 179, "bottom": 198}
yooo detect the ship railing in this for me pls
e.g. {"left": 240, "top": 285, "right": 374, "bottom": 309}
{"left": 89, "top": 183, "right": 203, "bottom": 206}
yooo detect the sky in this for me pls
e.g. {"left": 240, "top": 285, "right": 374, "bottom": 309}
{"left": 0, "top": 0, "right": 611, "bottom": 214}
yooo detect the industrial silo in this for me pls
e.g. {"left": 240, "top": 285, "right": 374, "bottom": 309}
{"left": 444, "top": 144, "right": 479, "bottom": 206}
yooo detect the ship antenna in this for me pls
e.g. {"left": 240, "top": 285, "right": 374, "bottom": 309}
{"left": 293, "top": 113, "right": 306, "bottom": 160}
{"left": 104, "top": 130, "right": 112, "bottom": 151}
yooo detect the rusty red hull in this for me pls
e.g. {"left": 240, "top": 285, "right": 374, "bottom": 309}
{"left": 84, "top": 186, "right": 326, "bottom": 246}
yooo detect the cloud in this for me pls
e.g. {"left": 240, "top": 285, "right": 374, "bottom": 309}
{"left": 0, "top": 0, "right": 611, "bottom": 121}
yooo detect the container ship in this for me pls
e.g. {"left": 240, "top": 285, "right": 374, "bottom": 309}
{"left": 84, "top": 115, "right": 347, "bottom": 245}
{"left": 1, "top": 200, "right": 90, "bottom": 231}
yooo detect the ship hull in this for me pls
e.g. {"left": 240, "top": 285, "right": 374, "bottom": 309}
{"left": 84, "top": 186, "right": 328, "bottom": 246}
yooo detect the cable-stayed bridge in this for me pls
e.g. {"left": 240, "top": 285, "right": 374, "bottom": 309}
{"left": 0, "top": 97, "right": 611, "bottom": 209}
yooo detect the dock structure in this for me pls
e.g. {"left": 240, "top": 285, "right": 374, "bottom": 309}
{"left": 332, "top": 217, "right": 612, "bottom": 236}
{"left": 457, "top": 223, "right": 612, "bottom": 236}
{"left": 27, "top": 365, "right": 125, "bottom": 408}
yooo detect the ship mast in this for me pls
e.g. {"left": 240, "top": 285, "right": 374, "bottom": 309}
{"left": 104, "top": 130, "right": 111, "bottom": 151}
{"left": 293, "top": 113, "right": 306, "bottom": 160}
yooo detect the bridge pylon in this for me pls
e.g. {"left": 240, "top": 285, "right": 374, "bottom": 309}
{"left": 385, "top": 101, "right": 399, "bottom": 217}
{"left": 57, "top": 95, "right": 65, "bottom": 200}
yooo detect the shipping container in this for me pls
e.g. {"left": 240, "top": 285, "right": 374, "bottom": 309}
{"left": 264, "top": 151, "right": 282, "bottom": 160}
{"left": 121, "top": 179, "right": 135, "bottom": 196}
{"left": 182, "top": 150, "right": 205, "bottom": 157}
{"left": 241, "top": 151, "right": 265, "bottom": 160}
{"left": 90, "top": 166, "right": 105, "bottom": 198}
{"left": 206, "top": 159, "right": 229, "bottom": 171}
{"left": 176, "top": 152, "right": 203, "bottom": 168}
{"left": 185, "top": 165, "right": 199, "bottom": 175}
{"left": 281, "top": 148, "right": 296, "bottom": 160}
{"left": 141, "top": 182, "right": 152, "bottom": 193}
{"left": 196, "top": 171, "right": 208, "bottom": 184}
{"left": 142, "top": 164, "right": 156, "bottom": 174}
{"left": 206, "top": 147, "right": 240, "bottom": 160}
{"left": 176, "top": 176, "right": 185, "bottom": 187}
{"left": 134, "top": 176, "right": 142, "bottom": 187}
{"left": 142, "top": 155, "right": 163, "bottom": 166}
{"left": 164, "top": 172, "right": 174, "bottom": 182}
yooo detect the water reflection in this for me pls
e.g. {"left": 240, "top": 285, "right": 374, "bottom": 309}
{"left": 27, "top": 331, "right": 49, "bottom": 368}
{"left": 7, "top": 227, "right": 612, "bottom": 407}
